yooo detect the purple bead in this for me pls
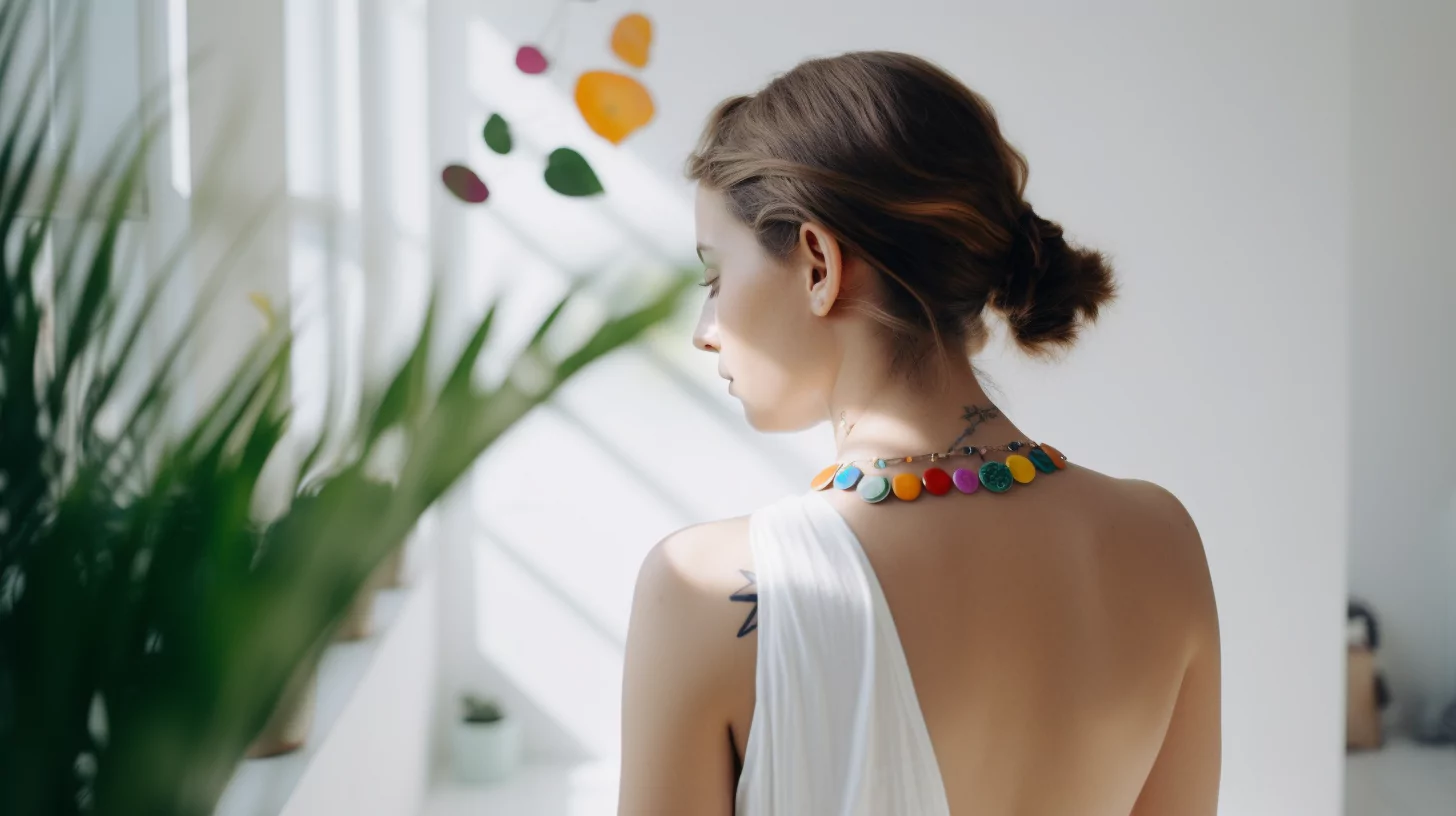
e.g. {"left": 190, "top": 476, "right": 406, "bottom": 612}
{"left": 952, "top": 467, "right": 980, "bottom": 494}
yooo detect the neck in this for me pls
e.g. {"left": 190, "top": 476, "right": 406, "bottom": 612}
{"left": 827, "top": 352, "right": 1024, "bottom": 465}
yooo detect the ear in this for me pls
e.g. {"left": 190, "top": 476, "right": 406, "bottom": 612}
{"left": 798, "top": 222, "right": 843, "bottom": 317}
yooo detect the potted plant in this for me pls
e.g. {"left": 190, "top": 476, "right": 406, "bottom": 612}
{"left": 0, "top": 3, "right": 691, "bottom": 812}
{"left": 245, "top": 663, "right": 317, "bottom": 758}
{"left": 336, "top": 561, "right": 387, "bottom": 641}
{"left": 452, "top": 695, "right": 522, "bottom": 785}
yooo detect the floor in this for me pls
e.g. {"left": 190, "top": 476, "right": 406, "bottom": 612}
{"left": 425, "top": 763, "right": 617, "bottom": 816}
{"left": 1345, "top": 739, "right": 1456, "bottom": 816}
{"left": 424, "top": 744, "right": 1456, "bottom": 816}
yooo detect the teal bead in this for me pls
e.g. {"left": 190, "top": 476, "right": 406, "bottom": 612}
{"left": 1029, "top": 448, "right": 1057, "bottom": 473}
{"left": 978, "top": 461, "right": 1013, "bottom": 493}
{"left": 833, "top": 465, "right": 864, "bottom": 490}
{"left": 857, "top": 475, "right": 892, "bottom": 503}
{"left": 874, "top": 458, "right": 887, "bottom": 469}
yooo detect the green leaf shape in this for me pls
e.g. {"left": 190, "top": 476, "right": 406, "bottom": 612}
{"left": 543, "top": 147, "right": 604, "bottom": 197}
{"left": 483, "top": 113, "right": 512, "bottom": 155}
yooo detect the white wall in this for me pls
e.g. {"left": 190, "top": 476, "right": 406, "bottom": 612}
{"left": 438, "top": 1, "right": 1352, "bottom": 814}
{"left": 1349, "top": 0, "right": 1456, "bottom": 734}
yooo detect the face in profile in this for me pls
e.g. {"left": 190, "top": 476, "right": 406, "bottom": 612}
{"left": 692, "top": 186, "right": 840, "bottom": 433}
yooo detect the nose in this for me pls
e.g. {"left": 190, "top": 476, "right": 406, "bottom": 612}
{"left": 692, "top": 300, "right": 719, "bottom": 354}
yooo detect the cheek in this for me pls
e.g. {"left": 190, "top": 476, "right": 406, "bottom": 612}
{"left": 717, "top": 272, "right": 833, "bottom": 427}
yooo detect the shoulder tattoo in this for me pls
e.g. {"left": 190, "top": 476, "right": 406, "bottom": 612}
{"left": 729, "top": 569, "right": 758, "bottom": 638}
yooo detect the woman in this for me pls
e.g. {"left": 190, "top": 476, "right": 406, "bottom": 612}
{"left": 620, "top": 51, "right": 1220, "bottom": 815}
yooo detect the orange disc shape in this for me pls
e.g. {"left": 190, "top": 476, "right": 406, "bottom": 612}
{"left": 611, "top": 13, "right": 653, "bottom": 68}
{"left": 1040, "top": 443, "right": 1068, "bottom": 469}
{"left": 575, "top": 70, "right": 654, "bottom": 145}
{"left": 892, "top": 472, "right": 923, "bottom": 501}
{"left": 811, "top": 464, "right": 840, "bottom": 491}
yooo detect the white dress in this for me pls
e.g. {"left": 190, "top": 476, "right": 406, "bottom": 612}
{"left": 735, "top": 491, "right": 952, "bottom": 815}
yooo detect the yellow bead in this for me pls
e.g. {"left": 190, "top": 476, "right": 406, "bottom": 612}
{"left": 891, "top": 472, "right": 923, "bottom": 501}
{"left": 1006, "top": 454, "right": 1036, "bottom": 484}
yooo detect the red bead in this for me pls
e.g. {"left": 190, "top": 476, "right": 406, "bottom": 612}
{"left": 922, "top": 467, "right": 953, "bottom": 496}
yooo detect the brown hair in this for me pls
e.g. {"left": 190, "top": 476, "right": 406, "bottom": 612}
{"left": 686, "top": 51, "right": 1115, "bottom": 377}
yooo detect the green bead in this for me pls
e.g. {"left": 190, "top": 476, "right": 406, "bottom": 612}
{"left": 1029, "top": 448, "right": 1057, "bottom": 473}
{"left": 978, "top": 461, "right": 1013, "bottom": 493}
{"left": 857, "top": 475, "right": 892, "bottom": 503}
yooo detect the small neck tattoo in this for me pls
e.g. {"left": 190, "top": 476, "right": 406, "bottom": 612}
{"left": 946, "top": 404, "right": 1001, "bottom": 454}
{"left": 836, "top": 403, "right": 1000, "bottom": 458}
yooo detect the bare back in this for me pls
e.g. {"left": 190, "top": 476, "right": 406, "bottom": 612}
{"left": 620, "top": 465, "right": 1220, "bottom": 815}
{"left": 741, "top": 466, "right": 1219, "bottom": 814}
{"left": 816, "top": 465, "right": 1220, "bottom": 813}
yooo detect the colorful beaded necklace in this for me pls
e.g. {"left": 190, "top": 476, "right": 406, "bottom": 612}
{"left": 810, "top": 441, "right": 1069, "bottom": 503}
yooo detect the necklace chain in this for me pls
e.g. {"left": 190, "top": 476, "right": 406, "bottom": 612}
{"left": 845, "top": 439, "right": 1034, "bottom": 471}
{"left": 834, "top": 403, "right": 1008, "bottom": 468}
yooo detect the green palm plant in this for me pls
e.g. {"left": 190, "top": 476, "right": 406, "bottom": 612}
{"left": 0, "top": 3, "right": 692, "bottom": 814}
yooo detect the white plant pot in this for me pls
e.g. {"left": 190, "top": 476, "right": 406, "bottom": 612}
{"left": 452, "top": 717, "right": 522, "bottom": 785}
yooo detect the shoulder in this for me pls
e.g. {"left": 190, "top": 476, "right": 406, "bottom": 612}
{"left": 1112, "top": 477, "right": 1219, "bottom": 645}
{"left": 619, "top": 517, "right": 758, "bottom": 807}
{"left": 634, "top": 515, "right": 753, "bottom": 614}
{"left": 1117, "top": 478, "right": 1201, "bottom": 539}
{"left": 625, "top": 515, "right": 757, "bottom": 695}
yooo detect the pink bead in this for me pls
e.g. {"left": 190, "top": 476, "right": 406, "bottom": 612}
{"left": 952, "top": 467, "right": 979, "bottom": 494}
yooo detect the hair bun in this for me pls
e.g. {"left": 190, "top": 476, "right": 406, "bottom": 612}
{"left": 990, "top": 207, "right": 1116, "bottom": 357}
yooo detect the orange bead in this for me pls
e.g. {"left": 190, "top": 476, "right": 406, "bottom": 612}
{"left": 1040, "top": 444, "right": 1068, "bottom": 469}
{"left": 610, "top": 13, "right": 653, "bottom": 68}
{"left": 811, "top": 464, "right": 840, "bottom": 491}
{"left": 575, "top": 71, "right": 655, "bottom": 144}
{"left": 892, "top": 472, "right": 923, "bottom": 501}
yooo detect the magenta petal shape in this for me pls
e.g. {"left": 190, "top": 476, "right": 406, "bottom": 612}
{"left": 441, "top": 164, "right": 488, "bottom": 203}
{"left": 516, "top": 45, "right": 549, "bottom": 75}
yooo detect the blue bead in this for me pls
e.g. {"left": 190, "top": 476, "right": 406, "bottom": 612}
{"left": 833, "top": 465, "right": 864, "bottom": 490}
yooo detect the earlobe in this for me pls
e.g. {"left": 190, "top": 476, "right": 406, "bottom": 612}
{"left": 800, "top": 222, "right": 844, "bottom": 317}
